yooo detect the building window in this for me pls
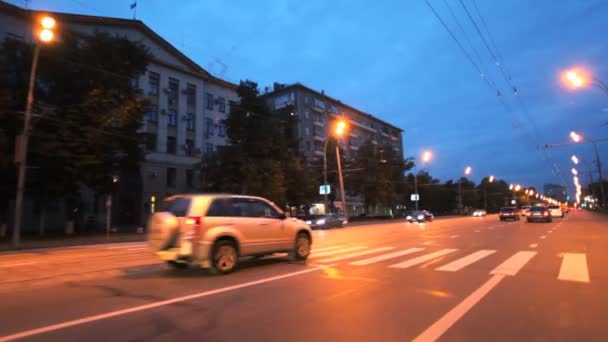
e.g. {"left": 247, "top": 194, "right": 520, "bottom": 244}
{"left": 167, "top": 168, "right": 176, "bottom": 187}
{"left": 145, "top": 133, "right": 157, "bottom": 151}
{"left": 185, "top": 169, "right": 193, "bottom": 187}
{"left": 305, "top": 111, "right": 309, "bottom": 119}
{"left": 184, "top": 139, "right": 194, "bottom": 156}
{"left": 218, "top": 120, "right": 226, "bottom": 137}
{"left": 168, "top": 109, "right": 177, "bottom": 127}
{"left": 186, "top": 112, "right": 194, "bottom": 130}
{"left": 313, "top": 126, "right": 318, "bottom": 137}
{"left": 168, "top": 78, "right": 179, "bottom": 108}
{"left": 145, "top": 104, "right": 158, "bottom": 122}
{"left": 205, "top": 118, "right": 214, "bottom": 136}
{"left": 186, "top": 84, "right": 196, "bottom": 106}
{"left": 314, "top": 140, "right": 323, "bottom": 151}
{"left": 306, "top": 141, "right": 311, "bottom": 151}
{"left": 305, "top": 127, "right": 310, "bottom": 136}
{"left": 206, "top": 93, "right": 214, "bottom": 110}
{"left": 148, "top": 72, "right": 159, "bottom": 97}
{"left": 218, "top": 97, "right": 226, "bottom": 113}
{"left": 205, "top": 143, "right": 214, "bottom": 153}
{"left": 166, "top": 136, "right": 177, "bottom": 154}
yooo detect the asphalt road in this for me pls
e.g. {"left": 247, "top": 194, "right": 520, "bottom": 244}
{"left": 0, "top": 211, "right": 607, "bottom": 341}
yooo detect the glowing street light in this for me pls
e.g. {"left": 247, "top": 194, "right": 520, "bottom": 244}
{"left": 323, "top": 117, "right": 350, "bottom": 218}
{"left": 421, "top": 150, "right": 433, "bottom": 163}
{"left": 334, "top": 119, "right": 348, "bottom": 137}
{"left": 570, "top": 131, "right": 583, "bottom": 143}
{"left": 488, "top": 175, "right": 495, "bottom": 183}
{"left": 571, "top": 168, "right": 578, "bottom": 176}
{"left": 563, "top": 70, "right": 586, "bottom": 88}
{"left": 464, "top": 166, "right": 472, "bottom": 175}
{"left": 529, "top": 189, "right": 535, "bottom": 196}
{"left": 509, "top": 184, "right": 514, "bottom": 190}
{"left": 571, "top": 155, "right": 579, "bottom": 165}
{"left": 515, "top": 184, "right": 521, "bottom": 192}
{"left": 39, "top": 15, "right": 56, "bottom": 43}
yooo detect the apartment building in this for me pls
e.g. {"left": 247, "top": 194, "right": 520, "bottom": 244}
{"left": 0, "top": 2, "right": 235, "bottom": 229}
{"left": 265, "top": 83, "right": 403, "bottom": 160}
{"left": 264, "top": 83, "right": 404, "bottom": 215}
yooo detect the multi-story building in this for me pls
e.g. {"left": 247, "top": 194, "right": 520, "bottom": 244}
{"left": 544, "top": 184, "right": 568, "bottom": 202}
{"left": 0, "top": 2, "right": 236, "bottom": 229}
{"left": 264, "top": 83, "right": 404, "bottom": 215}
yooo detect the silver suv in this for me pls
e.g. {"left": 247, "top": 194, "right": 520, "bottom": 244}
{"left": 147, "top": 194, "right": 313, "bottom": 274}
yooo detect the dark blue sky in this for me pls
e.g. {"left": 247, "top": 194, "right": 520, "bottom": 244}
{"left": 20, "top": 0, "right": 608, "bottom": 194}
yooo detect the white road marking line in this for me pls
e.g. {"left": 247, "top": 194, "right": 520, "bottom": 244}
{"left": 558, "top": 253, "right": 590, "bottom": 283}
{"left": 350, "top": 248, "right": 425, "bottom": 266}
{"left": 450, "top": 235, "right": 459, "bottom": 239}
{"left": 490, "top": 251, "right": 537, "bottom": 276}
{"left": 126, "top": 247, "right": 149, "bottom": 251}
{"left": 310, "top": 245, "right": 344, "bottom": 253}
{"left": 529, "top": 244, "right": 538, "bottom": 248}
{"left": 422, "top": 241, "right": 435, "bottom": 246}
{"left": 0, "top": 261, "right": 48, "bottom": 268}
{"left": 106, "top": 243, "right": 146, "bottom": 249}
{"left": 540, "top": 235, "right": 546, "bottom": 239}
{"left": 436, "top": 250, "right": 496, "bottom": 272}
{"left": 413, "top": 274, "right": 506, "bottom": 342}
{"left": 389, "top": 249, "right": 458, "bottom": 269}
{"left": 488, "top": 227, "right": 494, "bottom": 230}
{"left": 474, "top": 230, "right": 480, "bottom": 233}
{"left": 309, "top": 246, "right": 367, "bottom": 258}
{"left": 317, "top": 247, "right": 395, "bottom": 263}
{"left": 0, "top": 266, "right": 324, "bottom": 342}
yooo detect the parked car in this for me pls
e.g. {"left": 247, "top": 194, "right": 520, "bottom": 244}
{"left": 305, "top": 213, "right": 347, "bottom": 229}
{"left": 147, "top": 194, "right": 313, "bottom": 274}
{"left": 499, "top": 207, "right": 520, "bottom": 221}
{"left": 473, "top": 209, "right": 487, "bottom": 217}
{"left": 547, "top": 205, "right": 564, "bottom": 218}
{"left": 527, "top": 205, "right": 552, "bottom": 223}
{"left": 406, "top": 210, "right": 434, "bottom": 223}
{"left": 521, "top": 206, "right": 531, "bottom": 217}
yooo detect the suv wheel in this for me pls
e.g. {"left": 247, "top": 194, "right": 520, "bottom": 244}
{"left": 291, "top": 233, "right": 311, "bottom": 261}
{"left": 210, "top": 240, "right": 238, "bottom": 274}
{"left": 167, "top": 260, "right": 188, "bottom": 269}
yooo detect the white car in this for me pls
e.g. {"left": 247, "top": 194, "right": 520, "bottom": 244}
{"left": 473, "top": 209, "right": 486, "bottom": 217}
{"left": 547, "top": 205, "right": 563, "bottom": 218}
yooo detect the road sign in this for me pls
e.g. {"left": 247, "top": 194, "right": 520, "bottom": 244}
{"left": 320, "top": 185, "right": 331, "bottom": 195}
{"left": 411, "top": 194, "right": 420, "bottom": 201}
{"left": 511, "top": 199, "right": 516, "bottom": 205}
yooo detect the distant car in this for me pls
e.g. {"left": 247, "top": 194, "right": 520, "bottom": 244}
{"left": 407, "top": 210, "right": 434, "bottom": 223}
{"left": 499, "top": 207, "right": 520, "bottom": 221}
{"left": 527, "top": 205, "right": 552, "bottom": 223}
{"left": 147, "top": 194, "right": 312, "bottom": 274}
{"left": 305, "top": 214, "right": 347, "bottom": 229}
{"left": 473, "top": 209, "right": 486, "bottom": 217}
{"left": 521, "top": 206, "right": 531, "bottom": 217}
{"left": 547, "top": 205, "right": 564, "bottom": 218}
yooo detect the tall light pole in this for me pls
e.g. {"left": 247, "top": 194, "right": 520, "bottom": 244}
{"left": 484, "top": 175, "right": 494, "bottom": 211}
{"left": 413, "top": 150, "right": 433, "bottom": 211}
{"left": 458, "top": 166, "right": 472, "bottom": 214}
{"left": 323, "top": 117, "right": 349, "bottom": 217}
{"left": 13, "top": 15, "right": 56, "bottom": 248}
{"left": 570, "top": 131, "right": 606, "bottom": 208}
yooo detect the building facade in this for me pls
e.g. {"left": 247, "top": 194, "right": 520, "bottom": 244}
{"left": 0, "top": 2, "right": 236, "bottom": 229}
{"left": 264, "top": 83, "right": 404, "bottom": 215}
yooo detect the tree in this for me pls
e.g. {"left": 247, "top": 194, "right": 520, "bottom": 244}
{"left": 0, "top": 32, "right": 151, "bottom": 231}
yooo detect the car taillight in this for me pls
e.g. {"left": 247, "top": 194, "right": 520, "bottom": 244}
{"left": 543, "top": 211, "right": 549, "bottom": 217}
{"left": 183, "top": 216, "right": 202, "bottom": 240}
{"left": 526, "top": 212, "right": 531, "bottom": 216}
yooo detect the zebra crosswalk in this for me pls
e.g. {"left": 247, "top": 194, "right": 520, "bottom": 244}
{"left": 309, "top": 245, "right": 591, "bottom": 284}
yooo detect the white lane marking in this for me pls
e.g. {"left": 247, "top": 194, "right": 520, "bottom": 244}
{"left": 558, "top": 253, "right": 590, "bottom": 283}
{"left": 490, "top": 251, "right": 537, "bottom": 276}
{"left": 106, "top": 243, "right": 146, "bottom": 249}
{"left": 126, "top": 247, "right": 149, "bottom": 251}
{"left": 309, "top": 246, "right": 367, "bottom": 258}
{"left": 450, "top": 235, "right": 459, "bottom": 239}
{"left": 488, "top": 227, "right": 494, "bottom": 230}
{"left": 436, "top": 250, "right": 496, "bottom": 272}
{"left": 529, "top": 244, "right": 538, "bottom": 248}
{"left": 422, "top": 241, "right": 435, "bottom": 246}
{"left": 350, "top": 248, "right": 425, "bottom": 266}
{"left": 0, "top": 266, "right": 324, "bottom": 342}
{"left": 413, "top": 274, "right": 505, "bottom": 342}
{"left": 0, "top": 261, "right": 48, "bottom": 268}
{"left": 540, "top": 235, "right": 546, "bottom": 239}
{"left": 310, "top": 245, "right": 344, "bottom": 253}
{"left": 474, "top": 230, "right": 480, "bottom": 233}
{"left": 389, "top": 249, "right": 458, "bottom": 269}
{"left": 317, "top": 247, "right": 395, "bottom": 263}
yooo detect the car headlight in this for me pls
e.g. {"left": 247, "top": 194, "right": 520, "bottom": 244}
{"left": 316, "top": 219, "right": 326, "bottom": 225}
{"left": 406, "top": 215, "right": 412, "bottom": 220}
{"left": 305, "top": 220, "right": 312, "bottom": 225}
{"left": 417, "top": 215, "right": 424, "bottom": 220}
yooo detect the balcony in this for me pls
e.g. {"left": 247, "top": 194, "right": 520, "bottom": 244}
{"left": 313, "top": 134, "right": 325, "bottom": 142}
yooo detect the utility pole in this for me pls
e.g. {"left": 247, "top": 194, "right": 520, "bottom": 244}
{"left": 336, "top": 145, "right": 348, "bottom": 219}
{"left": 592, "top": 141, "right": 606, "bottom": 208}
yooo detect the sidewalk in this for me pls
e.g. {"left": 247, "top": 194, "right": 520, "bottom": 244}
{"left": 0, "top": 232, "right": 145, "bottom": 252}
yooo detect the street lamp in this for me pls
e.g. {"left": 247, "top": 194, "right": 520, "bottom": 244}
{"left": 562, "top": 67, "right": 608, "bottom": 95}
{"left": 413, "top": 150, "right": 433, "bottom": 211}
{"left": 570, "top": 131, "right": 582, "bottom": 143}
{"left": 458, "top": 166, "right": 472, "bottom": 214}
{"left": 569, "top": 131, "right": 606, "bottom": 208}
{"left": 323, "top": 118, "right": 349, "bottom": 219}
{"left": 571, "top": 168, "right": 578, "bottom": 176}
{"left": 515, "top": 184, "right": 521, "bottom": 192}
{"left": 571, "top": 155, "right": 579, "bottom": 165}
{"left": 12, "top": 15, "right": 57, "bottom": 247}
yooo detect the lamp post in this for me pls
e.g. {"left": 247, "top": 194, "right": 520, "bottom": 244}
{"left": 13, "top": 15, "right": 56, "bottom": 248}
{"left": 413, "top": 150, "right": 433, "bottom": 211}
{"left": 458, "top": 166, "right": 472, "bottom": 214}
{"left": 484, "top": 175, "right": 494, "bottom": 211}
{"left": 323, "top": 118, "right": 349, "bottom": 218}
{"left": 569, "top": 131, "right": 606, "bottom": 208}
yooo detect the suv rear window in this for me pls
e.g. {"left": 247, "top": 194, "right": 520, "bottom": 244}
{"left": 548, "top": 205, "right": 559, "bottom": 209}
{"left": 500, "top": 208, "right": 514, "bottom": 212}
{"left": 158, "top": 197, "right": 191, "bottom": 217}
{"left": 530, "top": 206, "right": 546, "bottom": 212}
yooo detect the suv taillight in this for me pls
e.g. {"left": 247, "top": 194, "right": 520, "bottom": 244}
{"left": 183, "top": 216, "right": 202, "bottom": 240}
{"left": 543, "top": 211, "right": 549, "bottom": 217}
